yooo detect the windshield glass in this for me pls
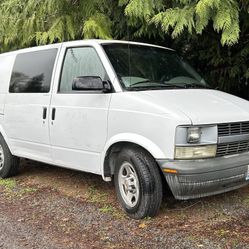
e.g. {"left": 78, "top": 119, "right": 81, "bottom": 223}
{"left": 102, "top": 43, "right": 209, "bottom": 91}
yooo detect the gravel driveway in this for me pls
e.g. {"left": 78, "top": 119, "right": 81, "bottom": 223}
{"left": 0, "top": 160, "right": 248, "bottom": 249}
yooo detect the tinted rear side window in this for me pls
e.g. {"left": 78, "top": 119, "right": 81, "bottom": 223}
{"left": 9, "top": 49, "right": 58, "bottom": 93}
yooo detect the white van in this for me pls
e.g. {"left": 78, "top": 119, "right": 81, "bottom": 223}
{"left": 0, "top": 40, "right": 249, "bottom": 219}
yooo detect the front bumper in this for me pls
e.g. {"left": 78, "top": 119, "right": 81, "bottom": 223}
{"left": 157, "top": 153, "right": 249, "bottom": 200}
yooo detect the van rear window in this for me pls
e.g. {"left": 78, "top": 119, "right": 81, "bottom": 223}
{"left": 9, "top": 49, "right": 58, "bottom": 93}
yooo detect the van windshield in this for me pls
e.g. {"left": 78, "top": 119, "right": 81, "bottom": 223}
{"left": 102, "top": 43, "right": 210, "bottom": 91}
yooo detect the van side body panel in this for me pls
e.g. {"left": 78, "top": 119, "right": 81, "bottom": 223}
{"left": 2, "top": 44, "right": 61, "bottom": 163}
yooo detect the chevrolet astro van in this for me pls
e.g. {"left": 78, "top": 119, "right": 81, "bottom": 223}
{"left": 0, "top": 40, "right": 249, "bottom": 219}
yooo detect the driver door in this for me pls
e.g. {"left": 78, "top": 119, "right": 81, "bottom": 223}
{"left": 49, "top": 45, "right": 112, "bottom": 174}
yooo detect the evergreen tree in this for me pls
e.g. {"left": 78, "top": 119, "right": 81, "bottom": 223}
{"left": 0, "top": 0, "right": 248, "bottom": 98}
{"left": 0, "top": 0, "right": 114, "bottom": 51}
{"left": 120, "top": 0, "right": 249, "bottom": 95}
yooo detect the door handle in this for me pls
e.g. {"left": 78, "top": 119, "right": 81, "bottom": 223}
{"left": 42, "top": 107, "right": 47, "bottom": 120}
{"left": 51, "top": 108, "right": 56, "bottom": 121}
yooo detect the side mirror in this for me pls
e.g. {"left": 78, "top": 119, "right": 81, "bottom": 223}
{"left": 72, "top": 76, "right": 112, "bottom": 93}
{"left": 72, "top": 76, "right": 104, "bottom": 91}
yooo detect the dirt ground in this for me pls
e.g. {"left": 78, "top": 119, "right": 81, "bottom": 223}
{"left": 0, "top": 159, "right": 249, "bottom": 249}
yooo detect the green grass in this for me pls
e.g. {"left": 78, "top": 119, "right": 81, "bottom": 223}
{"left": 215, "top": 228, "right": 230, "bottom": 238}
{"left": 86, "top": 186, "right": 126, "bottom": 219}
{"left": 17, "top": 187, "right": 37, "bottom": 197}
{"left": 99, "top": 205, "right": 114, "bottom": 213}
{"left": 99, "top": 204, "right": 126, "bottom": 219}
{"left": 86, "top": 186, "right": 109, "bottom": 203}
{"left": 0, "top": 178, "right": 37, "bottom": 197}
{"left": 243, "top": 198, "right": 249, "bottom": 205}
{"left": 0, "top": 178, "right": 16, "bottom": 190}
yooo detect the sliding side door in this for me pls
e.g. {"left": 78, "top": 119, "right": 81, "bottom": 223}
{"left": 4, "top": 47, "right": 59, "bottom": 162}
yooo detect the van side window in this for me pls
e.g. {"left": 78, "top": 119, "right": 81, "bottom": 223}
{"left": 59, "top": 47, "right": 106, "bottom": 92}
{"left": 9, "top": 49, "right": 58, "bottom": 93}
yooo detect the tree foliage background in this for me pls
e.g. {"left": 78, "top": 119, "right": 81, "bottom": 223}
{"left": 0, "top": 0, "right": 249, "bottom": 98}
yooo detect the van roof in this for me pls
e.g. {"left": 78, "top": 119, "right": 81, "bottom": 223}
{"left": 0, "top": 39, "right": 173, "bottom": 57}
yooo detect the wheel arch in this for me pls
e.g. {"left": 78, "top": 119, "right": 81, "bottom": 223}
{"left": 101, "top": 133, "right": 165, "bottom": 181}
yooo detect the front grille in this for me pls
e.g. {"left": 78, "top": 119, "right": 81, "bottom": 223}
{"left": 217, "top": 140, "right": 249, "bottom": 157}
{"left": 218, "top": 122, "right": 249, "bottom": 136}
{"left": 217, "top": 121, "right": 249, "bottom": 157}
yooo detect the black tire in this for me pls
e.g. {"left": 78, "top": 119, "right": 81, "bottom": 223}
{"left": 0, "top": 134, "right": 19, "bottom": 179}
{"left": 114, "top": 146, "right": 163, "bottom": 219}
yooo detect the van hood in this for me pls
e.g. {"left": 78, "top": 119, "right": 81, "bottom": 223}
{"left": 140, "top": 89, "right": 249, "bottom": 124}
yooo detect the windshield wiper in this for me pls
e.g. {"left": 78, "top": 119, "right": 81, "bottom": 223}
{"left": 126, "top": 84, "right": 185, "bottom": 91}
{"left": 129, "top": 80, "right": 186, "bottom": 89}
{"left": 127, "top": 80, "right": 211, "bottom": 91}
{"left": 129, "top": 79, "right": 154, "bottom": 86}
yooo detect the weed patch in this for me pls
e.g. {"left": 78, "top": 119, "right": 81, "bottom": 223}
{"left": 0, "top": 178, "right": 37, "bottom": 198}
{"left": 0, "top": 178, "right": 16, "bottom": 190}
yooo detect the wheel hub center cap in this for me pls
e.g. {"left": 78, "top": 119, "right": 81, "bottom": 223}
{"left": 124, "top": 176, "right": 136, "bottom": 193}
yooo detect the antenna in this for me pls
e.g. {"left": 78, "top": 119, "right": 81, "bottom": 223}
{"left": 127, "top": 22, "right": 131, "bottom": 87}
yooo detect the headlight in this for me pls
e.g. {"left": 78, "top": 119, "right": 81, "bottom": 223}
{"left": 175, "top": 125, "right": 217, "bottom": 159}
{"left": 175, "top": 145, "right": 217, "bottom": 160}
{"left": 187, "top": 127, "right": 201, "bottom": 144}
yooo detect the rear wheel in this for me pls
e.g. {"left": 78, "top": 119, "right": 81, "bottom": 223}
{"left": 0, "top": 135, "right": 19, "bottom": 178}
{"left": 114, "top": 146, "right": 163, "bottom": 219}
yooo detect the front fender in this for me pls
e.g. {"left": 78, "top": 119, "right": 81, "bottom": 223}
{"left": 101, "top": 133, "right": 166, "bottom": 180}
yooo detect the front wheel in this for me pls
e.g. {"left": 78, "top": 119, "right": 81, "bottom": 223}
{"left": 114, "top": 146, "right": 163, "bottom": 219}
